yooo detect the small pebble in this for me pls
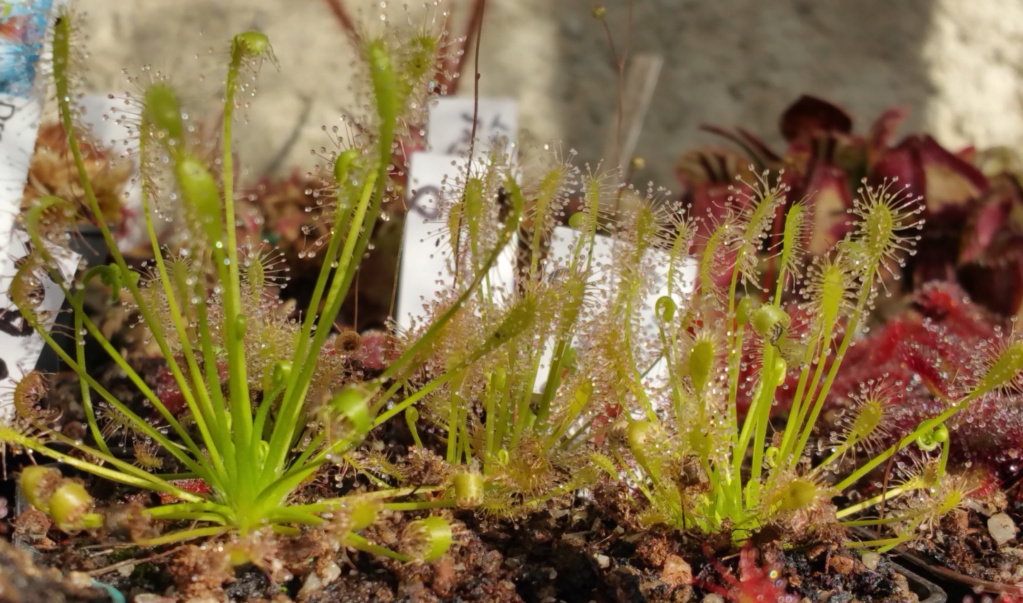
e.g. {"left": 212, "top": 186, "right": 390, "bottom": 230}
{"left": 830, "top": 555, "right": 855, "bottom": 575}
{"left": 595, "top": 554, "right": 610, "bottom": 569}
{"left": 1001, "top": 547, "right": 1023, "bottom": 560}
{"left": 661, "top": 554, "right": 693, "bottom": 586}
{"left": 320, "top": 561, "right": 341, "bottom": 585}
{"left": 66, "top": 572, "right": 92, "bottom": 589}
{"left": 860, "top": 551, "right": 880, "bottom": 570}
{"left": 989, "top": 512, "right": 1018, "bottom": 546}
{"left": 298, "top": 573, "right": 322, "bottom": 600}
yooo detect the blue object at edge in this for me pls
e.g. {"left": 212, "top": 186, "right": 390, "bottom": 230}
{"left": 90, "top": 579, "right": 126, "bottom": 603}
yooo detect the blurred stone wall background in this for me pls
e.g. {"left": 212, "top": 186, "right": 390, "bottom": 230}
{"left": 82, "top": 0, "right": 1023, "bottom": 191}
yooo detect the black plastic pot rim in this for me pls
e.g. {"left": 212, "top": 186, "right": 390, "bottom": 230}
{"left": 893, "top": 560, "right": 948, "bottom": 603}
{"left": 896, "top": 544, "right": 1023, "bottom": 597}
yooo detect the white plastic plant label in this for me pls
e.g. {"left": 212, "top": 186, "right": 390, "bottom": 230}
{"left": 77, "top": 93, "right": 146, "bottom": 253}
{"left": 532, "top": 226, "right": 697, "bottom": 395}
{"left": 544, "top": 226, "right": 615, "bottom": 289}
{"left": 397, "top": 152, "right": 516, "bottom": 332}
{"left": 0, "top": 232, "right": 78, "bottom": 416}
{"left": 399, "top": 96, "right": 519, "bottom": 332}
{"left": 532, "top": 226, "right": 613, "bottom": 392}
{"left": 78, "top": 93, "right": 137, "bottom": 154}
{"left": 639, "top": 253, "right": 698, "bottom": 394}
{"left": 0, "top": 1, "right": 80, "bottom": 420}
{"left": 426, "top": 98, "right": 517, "bottom": 157}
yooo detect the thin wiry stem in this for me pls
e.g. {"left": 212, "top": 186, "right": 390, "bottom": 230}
{"left": 322, "top": 0, "right": 361, "bottom": 42}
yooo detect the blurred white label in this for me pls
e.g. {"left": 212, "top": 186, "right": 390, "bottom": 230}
{"left": 0, "top": 93, "right": 40, "bottom": 244}
{"left": 427, "top": 98, "right": 517, "bottom": 157}
{"left": 0, "top": 1, "right": 80, "bottom": 421}
{"left": 77, "top": 93, "right": 146, "bottom": 252}
{"left": 639, "top": 253, "right": 697, "bottom": 394}
{"left": 532, "top": 227, "right": 697, "bottom": 395}
{"left": 399, "top": 96, "right": 519, "bottom": 332}
{"left": 532, "top": 227, "right": 613, "bottom": 392}
{"left": 397, "top": 152, "right": 516, "bottom": 331}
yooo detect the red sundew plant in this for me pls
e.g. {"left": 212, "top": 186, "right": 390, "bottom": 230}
{"left": 682, "top": 94, "right": 1023, "bottom": 318}
{"left": 698, "top": 542, "right": 799, "bottom": 603}
{"left": 819, "top": 281, "right": 1023, "bottom": 486}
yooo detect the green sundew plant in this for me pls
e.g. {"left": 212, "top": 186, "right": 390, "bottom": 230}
{"left": 612, "top": 174, "right": 1023, "bottom": 549}
{"left": 381, "top": 149, "right": 598, "bottom": 514}
{"left": 3, "top": 9, "right": 520, "bottom": 558}
{"left": 391, "top": 149, "right": 699, "bottom": 515}
{"left": 8, "top": 5, "right": 1017, "bottom": 564}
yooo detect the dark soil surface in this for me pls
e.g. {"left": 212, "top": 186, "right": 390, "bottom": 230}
{"left": 6, "top": 487, "right": 923, "bottom": 603}
{"left": 899, "top": 486, "right": 1023, "bottom": 598}
{"left": 0, "top": 538, "right": 113, "bottom": 603}
{"left": 0, "top": 364, "right": 925, "bottom": 602}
